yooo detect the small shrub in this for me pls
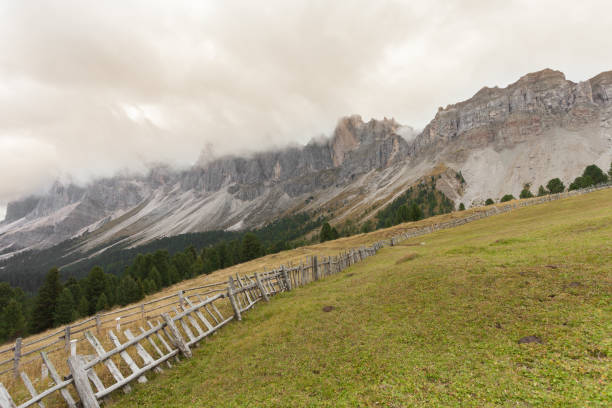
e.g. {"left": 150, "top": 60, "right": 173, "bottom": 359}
{"left": 500, "top": 194, "right": 515, "bottom": 202}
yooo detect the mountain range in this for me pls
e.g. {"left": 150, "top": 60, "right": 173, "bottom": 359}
{"left": 1, "top": 68, "right": 611, "bottom": 263}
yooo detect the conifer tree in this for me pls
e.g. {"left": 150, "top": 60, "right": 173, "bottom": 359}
{"left": 519, "top": 187, "right": 534, "bottom": 199}
{"left": 582, "top": 164, "right": 608, "bottom": 185}
{"left": 86, "top": 266, "right": 107, "bottom": 314}
{"left": 54, "top": 288, "right": 76, "bottom": 325}
{"left": 95, "top": 293, "right": 108, "bottom": 312}
{"left": 1, "top": 299, "right": 26, "bottom": 340}
{"left": 241, "top": 233, "right": 262, "bottom": 261}
{"left": 537, "top": 185, "right": 547, "bottom": 196}
{"left": 320, "top": 222, "right": 332, "bottom": 242}
{"left": 485, "top": 198, "right": 494, "bottom": 205}
{"left": 118, "top": 276, "right": 143, "bottom": 305}
{"left": 78, "top": 296, "right": 90, "bottom": 318}
{"left": 142, "top": 278, "right": 157, "bottom": 295}
{"left": 458, "top": 203, "right": 465, "bottom": 211}
{"left": 31, "top": 268, "right": 63, "bottom": 332}
{"left": 149, "top": 266, "right": 162, "bottom": 288}
{"left": 500, "top": 194, "right": 515, "bottom": 202}
{"left": 546, "top": 178, "right": 565, "bottom": 194}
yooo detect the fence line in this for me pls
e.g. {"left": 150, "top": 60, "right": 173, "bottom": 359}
{"left": 0, "top": 181, "right": 610, "bottom": 407}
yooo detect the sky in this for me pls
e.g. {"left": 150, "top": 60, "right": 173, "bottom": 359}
{"left": 1, "top": 0, "right": 612, "bottom": 219}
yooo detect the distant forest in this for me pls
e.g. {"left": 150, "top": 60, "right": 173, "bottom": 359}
{"left": 0, "top": 211, "right": 327, "bottom": 342}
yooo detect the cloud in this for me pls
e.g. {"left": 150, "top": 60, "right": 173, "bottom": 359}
{"left": 1, "top": 0, "right": 612, "bottom": 206}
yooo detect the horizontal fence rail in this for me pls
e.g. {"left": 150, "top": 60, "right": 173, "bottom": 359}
{"left": 0, "top": 182, "right": 610, "bottom": 407}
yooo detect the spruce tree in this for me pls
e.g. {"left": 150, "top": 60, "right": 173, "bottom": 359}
{"left": 330, "top": 227, "right": 339, "bottom": 240}
{"left": 582, "top": 164, "right": 608, "bottom": 185}
{"left": 95, "top": 293, "right": 109, "bottom": 312}
{"left": 320, "top": 222, "right": 332, "bottom": 242}
{"left": 537, "top": 185, "right": 547, "bottom": 196}
{"left": 31, "top": 268, "right": 63, "bottom": 332}
{"left": 1, "top": 299, "right": 26, "bottom": 340}
{"left": 54, "top": 288, "right": 76, "bottom": 325}
{"left": 519, "top": 187, "right": 534, "bottom": 199}
{"left": 118, "top": 276, "right": 143, "bottom": 305}
{"left": 546, "top": 178, "right": 565, "bottom": 194}
{"left": 149, "top": 266, "right": 162, "bottom": 288}
{"left": 458, "top": 203, "right": 465, "bottom": 211}
{"left": 78, "top": 296, "right": 90, "bottom": 318}
{"left": 86, "top": 266, "right": 107, "bottom": 314}
{"left": 241, "top": 233, "right": 262, "bottom": 261}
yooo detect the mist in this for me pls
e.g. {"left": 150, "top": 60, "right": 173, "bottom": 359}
{"left": 2, "top": 0, "right": 612, "bottom": 214}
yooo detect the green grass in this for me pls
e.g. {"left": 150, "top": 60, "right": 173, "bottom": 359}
{"left": 112, "top": 189, "right": 612, "bottom": 407}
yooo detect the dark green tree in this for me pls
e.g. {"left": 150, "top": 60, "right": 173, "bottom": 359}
{"left": 77, "top": 296, "right": 90, "bottom": 317}
{"left": 95, "top": 293, "right": 108, "bottom": 312}
{"left": 485, "top": 198, "right": 494, "bottom": 205}
{"left": 537, "top": 185, "right": 547, "bottom": 196}
{"left": 142, "top": 278, "right": 157, "bottom": 295}
{"left": 241, "top": 233, "right": 262, "bottom": 262}
{"left": 118, "top": 276, "right": 143, "bottom": 306}
{"left": 546, "top": 178, "right": 565, "bottom": 194}
{"left": 320, "top": 222, "right": 333, "bottom": 242}
{"left": 519, "top": 187, "right": 534, "bottom": 199}
{"left": 458, "top": 203, "right": 465, "bottom": 211}
{"left": 569, "top": 176, "right": 593, "bottom": 191}
{"left": 330, "top": 227, "right": 339, "bottom": 240}
{"left": 149, "top": 266, "right": 162, "bottom": 289}
{"left": 0, "top": 299, "right": 26, "bottom": 340}
{"left": 54, "top": 288, "right": 76, "bottom": 325}
{"left": 86, "top": 266, "right": 107, "bottom": 314}
{"left": 216, "top": 242, "right": 230, "bottom": 268}
{"left": 500, "top": 194, "right": 515, "bottom": 202}
{"left": 583, "top": 164, "right": 608, "bottom": 185}
{"left": 0, "top": 282, "right": 14, "bottom": 311}
{"left": 31, "top": 268, "right": 63, "bottom": 332}
{"left": 408, "top": 203, "right": 424, "bottom": 221}
{"left": 360, "top": 220, "right": 373, "bottom": 233}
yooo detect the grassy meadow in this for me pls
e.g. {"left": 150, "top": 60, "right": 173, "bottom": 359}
{"left": 108, "top": 189, "right": 612, "bottom": 407}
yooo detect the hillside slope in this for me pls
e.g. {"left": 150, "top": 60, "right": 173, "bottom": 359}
{"left": 112, "top": 189, "right": 612, "bottom": 407}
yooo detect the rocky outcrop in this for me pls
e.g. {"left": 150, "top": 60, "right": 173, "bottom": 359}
{"left": 415, "top": 69, "right": 612, "bottom": 157}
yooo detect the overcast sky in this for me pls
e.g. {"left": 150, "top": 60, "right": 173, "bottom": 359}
{"left": 1, "top": 0, "right": 612, "bottom": 219}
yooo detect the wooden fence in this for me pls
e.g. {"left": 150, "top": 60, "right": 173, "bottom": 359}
{"left": 0, "top": 243, "right": 383, "bottom": 408}
{"left": 0, "top": 181, "right": 610, "bottom": 407}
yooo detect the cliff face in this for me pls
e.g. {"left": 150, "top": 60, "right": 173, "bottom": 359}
{"left": 416, "top": 69, "right": 612, "bottom": 155}
{"left": 1, "top": 69, "right": 611, "bottom": 258}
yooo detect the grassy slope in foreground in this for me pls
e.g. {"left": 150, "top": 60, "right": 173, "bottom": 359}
{"left": 113, "top": 189, "right": 611, "bottom": 407}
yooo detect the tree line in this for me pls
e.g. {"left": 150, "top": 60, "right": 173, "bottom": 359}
{"left": 459, "top": 163, "right": 611, "bottom": 208}
{"left": 0, "top": 210, "right": 326, "bottom": 343}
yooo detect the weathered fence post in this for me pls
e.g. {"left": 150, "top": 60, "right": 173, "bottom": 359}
{"left": 0, "top": 383, "right": 16, "bottom": 408}
{"left": 70, "top": 339, "right": 77, "bottom": 357}
{"left": 141, "top": 304, "right": 145, "bottom": 321}
{"left": 254, "top": 272, "right": 269, "bottom": 302}
{"left": 178, "top": 290, "right": 184, "bottom": 309}
{"left": 161, "top": 313, "right": 192, "bottom": 358}
{"left": 67, "top": 355, "right": 100, "bottom": 408}
{"left": 64, "top": 326, "right": 71, "bottom": 350}
{"left": 95, "top": 314, "right": 101, "bottom": 334}
{"left": 313, "top": 256, "right": 319, "bottom": 281}
{"left": 13, "top": 338, "right": 21, "bottom": 379}
{"left": 227, "top": 277, "right": 242, "bottom": 321}
{"left": 281, "top": 266, "right": 292, "bottom": 291}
